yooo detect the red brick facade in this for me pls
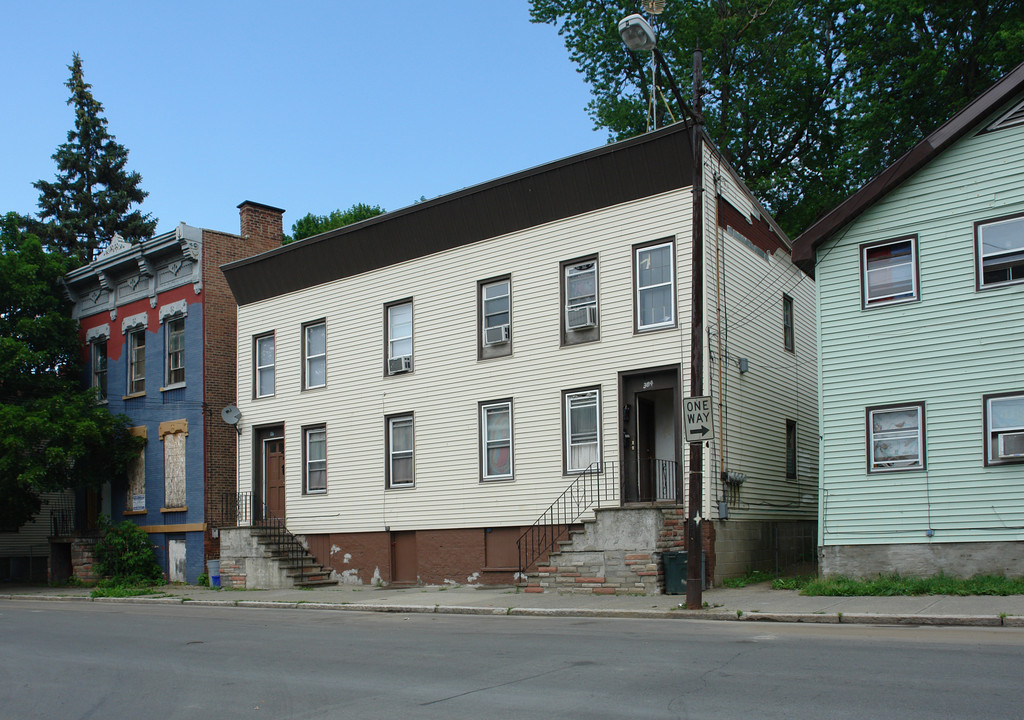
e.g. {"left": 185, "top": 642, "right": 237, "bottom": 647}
{"left": 202, "top": 202, "right": 284, "bottom": 562}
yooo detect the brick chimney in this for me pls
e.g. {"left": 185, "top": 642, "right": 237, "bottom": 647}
{"left": 237, "top": 201, "right": 285, "bottom": 253}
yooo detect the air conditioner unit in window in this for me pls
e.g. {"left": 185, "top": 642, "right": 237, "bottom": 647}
{"left": 388, "top": 355, "right": 412, "bottom": 375}
{"left": 566, "top": 305, "right": 597, "bottom": 330}
{"left": 998, "top": 431, "right": 1024, "bottom": 459}
{"left": 484, "top": 323, "right": 510, "bottom": 346}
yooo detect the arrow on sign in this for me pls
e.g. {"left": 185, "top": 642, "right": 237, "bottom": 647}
{"left": 692, "top": 425, "right": 710, "bottom": 437}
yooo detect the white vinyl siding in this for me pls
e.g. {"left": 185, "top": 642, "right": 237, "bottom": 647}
{"left": 234, "top": 159, "right": 815, "bottom": 534}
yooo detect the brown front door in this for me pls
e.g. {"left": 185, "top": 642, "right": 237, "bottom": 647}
{"left": 390, "top": 531, "right": 418, "bottom": 584}
{"left": 265, "top": 438, "right": 285, "bottom": 521}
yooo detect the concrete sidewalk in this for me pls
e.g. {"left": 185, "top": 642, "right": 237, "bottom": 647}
{"left": 3, "top": 581, "right": 1023, "bottom": 627}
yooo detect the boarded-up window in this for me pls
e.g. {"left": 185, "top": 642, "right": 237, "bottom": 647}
{"left": 126, "top": 426, "right": 147, "bottom": 512}
{"left": 164, "top": 432, "right": 187, "bottom": 507}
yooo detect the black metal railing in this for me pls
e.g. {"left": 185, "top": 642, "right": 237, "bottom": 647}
{"left": 219, "top": 492, "right": 313, "bottom": 584}
{"left": 516, "top": 462, "right": 619, "bottom": 578}
{"left": 645, "top": 457, "right": 683, "bottom": 504}
{"left": 48, "top": 493, "right": 77, "bottom": 537}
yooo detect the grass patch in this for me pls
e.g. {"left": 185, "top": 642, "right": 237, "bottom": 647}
{"left": 90, "top": 579, "right": 163, "bottom": 599}
{"left": 798, "top": 574, "right": 1024, "bottom": 597}
{"left": 722, "top": 570, "right": 775, "bottom": 588}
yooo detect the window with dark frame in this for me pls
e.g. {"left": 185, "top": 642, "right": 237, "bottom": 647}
{"left": 165, "top": 317, "right": 185, "bottom": 386}
{"left": 786, "top": 419, "right": 797, "bottom": 478}
{"left": 304, "top": 426, "right": 327, "bottom": 493}
{"left": 861, "top": 237, "right": 919, "bottom": 307}
{"left": 386, "top": 301, "right": 413, "bottom": 374}
{"left": 976, "top": 214, "right": 1024, "bottom": 289}
{"left": 91, "top": 340, "right": 107, "bottom": 401}
{"left": 479, "top": 278, "right": 512, "bottom": 357}
{"left": 635, "top": 240, "right": 675, "bottom": 330}
{"left": 127, "top": 328, "right": 146, "bottom": 395}
{"left": 481, "top": 400, "right": 513, "bottom": 480}
{"left": 564, "top": 260, "right": 598, "bottom": 332}
{"left": 564, "top": 388, "right": 600, "bottom": 473}
{"left": 255, "top": 333, "right": 275, "bottom": 397}
{"left": 984, "top": 392, "right": 1024, "bottom": 465}
{"left": 304, "top": 320, "right": 326, "bottom": 389}
{"left": 867, "top": 403, "right": 925, "bottom": 472}
{"left": 387, "top": 415, "right": 415, "bottom": 488}
{"left": 782, "top": 295, "right": 794, "bottom": 352}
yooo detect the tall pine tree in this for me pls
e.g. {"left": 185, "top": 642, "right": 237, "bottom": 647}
{"left": 32, "top": 53, "right": 156, "bottom": 265}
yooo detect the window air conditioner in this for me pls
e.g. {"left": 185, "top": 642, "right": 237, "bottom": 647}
{"left": 566, "top": 305, "right": 597, "bottom": 330}
{"left": 484, "top": 323, "right": 511, "bottom": 345}
{"left": 388, "top": 355, "right": 412, "bottom": 375}
{"left": 998, "top": 431, "right": 1024, "bottom": 459}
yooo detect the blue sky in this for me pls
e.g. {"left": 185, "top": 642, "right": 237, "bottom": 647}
{"left": 1, "top": 1, "right": 603, "bottom": 237}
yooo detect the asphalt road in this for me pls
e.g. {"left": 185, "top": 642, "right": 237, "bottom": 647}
{"left": 2, "top": 600, "right": 1022, "bottom": 719}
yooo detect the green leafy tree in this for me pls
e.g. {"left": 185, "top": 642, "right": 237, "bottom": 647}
{"left": 285, "top": 203, "right": 385, "bottom": 244}
{"left": 530, "top": 1, "right": 1024, "bottom": 236}
{"left": 0, "top": 213, "right": 143, "bottom": 530}
{"left": 32, "top": 53, "right": 156, "bottom": 265}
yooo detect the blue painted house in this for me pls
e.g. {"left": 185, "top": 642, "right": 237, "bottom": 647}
{"left": 62, "top": 202, "right": 283, "bottom": 582}
{"left": 792, "top": 62, "right": 1024, "bottom": 578}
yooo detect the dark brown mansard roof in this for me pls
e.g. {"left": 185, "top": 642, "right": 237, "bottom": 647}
{"left": 222, "top": 123, "right": 708, "bottom": 306}
{"left": 792, "top": 60, "right": 1024, "bottom": 277}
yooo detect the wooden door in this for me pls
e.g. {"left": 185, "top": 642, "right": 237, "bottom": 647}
{"left": 390, "top": 531, "right": 418, "bottom": 584}
{"left": 265, "top": 439, "right": 286, "bottom": 521}
{"left": 636, "top": 395, "right": 656, "bottom": 502}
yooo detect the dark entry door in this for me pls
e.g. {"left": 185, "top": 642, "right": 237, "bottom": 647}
{"left": 620, "top": 367, "right": 681, "bottom": 503}
{"left": 265, "top": 439, "right": 285, "bottom": 521}
{"left": 391, "top": 531, "right": 418, "bottom": 584}
{"left": 636, "top": 396, "right": 657, "bottom": 501}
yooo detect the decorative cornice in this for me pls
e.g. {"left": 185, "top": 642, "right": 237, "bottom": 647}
{"left": 96, "top": 233, "right": 134, "bottom": 260}
{"left": 121, "top": 312, "right": 148, "bottom": 334}
{"left": 85, "top": 324, "right": 110, "bottom": 343}
{"left": 158, "top": 300, "right": 188, "bottom": 322}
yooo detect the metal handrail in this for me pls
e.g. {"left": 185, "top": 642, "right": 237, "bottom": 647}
{"left": 516, "top": 462, "right": 619, "bottom": 578}
{"left": 219, "top": 492, "right": 312, "bottom": 584}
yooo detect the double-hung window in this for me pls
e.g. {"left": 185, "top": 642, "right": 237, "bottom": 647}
{"left": 127, "top": 328, "right": 146, "bottom": 395}
{"left": 386, "top": 301, "right": 413, "bottom": 375}
{"left": 165, "top": 317, "right": 185, "bottom": 386}
{"left": 976, "top": 214, "right": 1024, "bottom": 289}
{"left": 304, "top": 321, "right": 326, "bottom": 389}
{"left": 304, "top": 426, "right": 327, "bottom": 493}
{"left": 861, "top": 236, "right": 919, "bottom": 307}
{"left": 635, "top": 240, "right": 675, "bottom": 330}
{"left": 387, "top": 415, "right": 415, "bottom": 488}
{"left": 478, "top": 278, "right": 511, "bottom": 358}
{"left": 984, "top": 392, "right": 1024, "bottom": 465}
{"left": 564, "top": 389, "right": 600, "bottom": 473}
{"left": 564, "top": 259, "right": 598, "bottom": 332}
{"left": 867, "top": 403, "right": 925, "bottom": 472}
{"left": 481, "top": 400, "right": 513, "bottom": 480}
{"left": 255, "top": 333, "right": 275, "bottom": 397}
{"left": 91, "top": 341, "right": 107, "bottom": 401}
{"left": 786, "top": 419, "right": 797, "bottom": 478}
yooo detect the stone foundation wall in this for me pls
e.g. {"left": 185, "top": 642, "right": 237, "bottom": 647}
{"left": 713, "top": 520, "right": 816, "bottom": 582}
{"left": 821, "top": 541, "right": 1024, "bottom": 579}
{"left": 71, "top": 536, "right": 100, "bottom": 583}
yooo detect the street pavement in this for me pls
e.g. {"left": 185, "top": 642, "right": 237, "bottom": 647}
{"left": 3, "top": 581, "right": 1024, "bottom": 628}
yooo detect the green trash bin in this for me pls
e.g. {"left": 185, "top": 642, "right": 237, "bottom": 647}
{"left": 662, "top": 550, "right": 706, "bottom": 594}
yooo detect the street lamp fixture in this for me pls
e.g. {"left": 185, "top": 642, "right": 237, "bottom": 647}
{"left": 618, "top": 14, "right": 656, "bottom": 52}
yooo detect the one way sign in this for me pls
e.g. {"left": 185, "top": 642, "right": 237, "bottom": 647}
{"left": 684, "top": 396, "right": 715, "bottom": 442}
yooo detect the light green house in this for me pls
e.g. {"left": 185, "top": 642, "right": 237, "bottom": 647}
{"left": 792, "top": 62, "right": 1024, "bottom": 578}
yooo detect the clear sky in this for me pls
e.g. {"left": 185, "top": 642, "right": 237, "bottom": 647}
{"left": 1, "top": 1, "right": 603, "bottom": 237}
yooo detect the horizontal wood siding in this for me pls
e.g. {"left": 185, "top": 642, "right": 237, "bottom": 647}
{"left": 816, "top": 114, "right": 1024, "bottom": 546}
{"left": 706, "top": 151, "right": 818, "bottom": 523}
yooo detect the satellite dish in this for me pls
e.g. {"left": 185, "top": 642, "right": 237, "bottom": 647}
{"left": 221, "top": 404, "right": 241, "bottom": 426}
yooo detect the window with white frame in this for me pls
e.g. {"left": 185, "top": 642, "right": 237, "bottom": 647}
{"left": 480, "top": 278, "right": 511, "bottom": 349}
{"left": 304, "top": 321, "right": 326, "bottom": 389}
{"left": 984, "top": 392, "right": 1024, "bottom": 465}
{"left": 91, "top": 340, "right": 107, "bottom": 401}
{"left": 635, "top": 240, "right": 675, "bottom": 330}
{"left": 387, "top": 415, "right": 415, "bottom": 487}
{"left": 481, "top": 400, "right": 513, "bottom": 480}
{"left": 867, "top": 403, "right": 925, "bottom": 472}
{"left": 165, "top": 317, "right": 185, "bottom": 386}
{"left": 304, "top": 426, "right": 327, "bottom": 493}
{"left": 255, "top": 333, "right": 275, "bottom": 397}
{"left": 564, "top": 389, "right": 600, "bottom": 473}
{"left": 127, "top": 328, "right": 146, "bottom": 395}
{"left": 976, "top": 214, "right": 1024, "bottom": 289}
{"left": 386, "top": 301, "right": 413, "bottom": 374}
{"left": 564, "top": 259, "right": 598, "bottom": 332}
{"left": 861, "top": 237, "right": 918, "bottom": 307}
